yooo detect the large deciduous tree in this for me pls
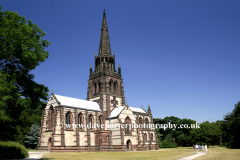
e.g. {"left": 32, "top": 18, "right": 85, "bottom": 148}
{"left": 221, "top": 101, "right": 240, "bottom": 148}
{"left": 0, "top": 6, "right": 50, "bottom": 142}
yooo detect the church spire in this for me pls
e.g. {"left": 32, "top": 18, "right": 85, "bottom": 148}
{"left": 98, "top": 9, "right": 111, "bottom": 55}
{"left": 148, "top": 104, "right": 151, "bottom": 113}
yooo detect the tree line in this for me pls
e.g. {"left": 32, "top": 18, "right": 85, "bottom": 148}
{"left": 153, "top": 101, "right": 240, "bottom": 149}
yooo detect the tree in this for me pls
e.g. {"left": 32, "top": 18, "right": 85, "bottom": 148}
{"left": 0, "top": 5, "right": 50, "bottom": 142}
{"left": 25, "top": 124, "right": 40, "bottom": 149}
{"left": 162, "top": 134, "right": 178, "bottom": 148}
{"left": 155, "top": 127, "right": 163, "bottom": 148}
{"left": 221, "top": 101, "right": 240, "bottom": 148}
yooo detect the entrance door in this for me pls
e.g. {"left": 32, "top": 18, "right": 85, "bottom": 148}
{"left": 48, "top": 138, "right": 51, "bottom": 151}
{"left": 126, "top": 140, "right": 131, "bottom": 150}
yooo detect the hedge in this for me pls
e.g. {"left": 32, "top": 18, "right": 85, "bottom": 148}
{"left": 0, "top": 141, "right": 29, "bottom": 159}
{"left": 162, "top": 141, "right": 178, "bottom": 148}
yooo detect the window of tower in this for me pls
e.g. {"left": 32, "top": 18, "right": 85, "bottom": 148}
{"left": 98, "top": 81, "right": 101, "bottom": 93}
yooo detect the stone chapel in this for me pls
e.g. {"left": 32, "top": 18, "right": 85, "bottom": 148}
{"left": 38, "top": 10, "right": 159, "bottom": 152}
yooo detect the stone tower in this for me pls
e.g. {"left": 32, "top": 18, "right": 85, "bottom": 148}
{"left": 87, "top": 9, "right": 125, "bottom": 119}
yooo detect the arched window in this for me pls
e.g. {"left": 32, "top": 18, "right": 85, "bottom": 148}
{"left": 94, "top": 82, "right": 97, "bottom": 94}
{"left": 99, "top": 115, "right": 103, "bottom": 130}
{"left": 65, "top": 111, "right": 72, "bottom": 129}
{"left": 113, "top": 81, "right": 118, "bottom": 93}
{"left": 48, "top": 106, "right": 54, "bottom": 130}
{"left": 78, "top": 113, "right": 84, "bottom": 129}
{"left": 125, "top": 116, "right": 131, "bottom": 135}
{"left": 139, "top": 117, "right": 143, "bottom": 129}
{"left": 109, "top": 80, "right": 113, "bottom": 93}
{"left": 150, "top": 133, "right": 153, "bottom": 142}
{"left": 144, "top": 133, "right": 147, "bottom": 142}
{"left": 89, "top": 114, "right": 94, "bottom": 130}
{"left": 98, "top": 81, "right": 101, "bottom": 93}
{"left": 145, "top": 118, "right": 149, "bottom": 128}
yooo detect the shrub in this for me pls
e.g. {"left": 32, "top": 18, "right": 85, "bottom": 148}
{"left": 0, "top": 141, "right": 29, "bottom": 159}
{"left": 162, "top": 141, "right": 178, "bottom": 148}
{"left": 25, "top": 123, "right": 40, "bottom": 149}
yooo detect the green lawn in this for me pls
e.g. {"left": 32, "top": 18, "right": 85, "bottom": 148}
{"left": 41, "top": 146, "right": 240, "bottom": 160}
{"left": 42, "top": 147, "right": 195, "bottom": 160}
{"left": 195, "top": 146, "right": 240, "bottom": 160}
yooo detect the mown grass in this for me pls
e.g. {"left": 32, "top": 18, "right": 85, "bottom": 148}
{"left": 42, "top": 147, "right": 195, "bottom": 160}
{"left": 195, "top": 146, "right": 240, "bottom": 160}
{"left": 41, "top": 146, "right": 240, "bottom": 160}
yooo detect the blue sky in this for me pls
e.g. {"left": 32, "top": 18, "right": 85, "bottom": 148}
{"left": 1, "top": 0, "right": 240, "bottom": 123}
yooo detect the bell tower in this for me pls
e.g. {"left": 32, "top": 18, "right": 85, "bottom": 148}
{"left": 87, "top": 9, "right": 125, "bottom": 118}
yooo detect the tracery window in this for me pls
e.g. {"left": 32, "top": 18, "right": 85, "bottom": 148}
{"left": 139, "top": 117, "right": 143, "bottom": 128}
{"left": 150, "top": 133, "right": 153, "bottom": 142}
{"left": 98, "top": 81, "right": 101, "bottom": 93}
{"left": 99, "top": 115, "right": 103, "bottom": 130}
{"left": 113, "top": 81, "right": 118, "bottom": 93}
{"left": 125, "top": 116, "right": 131, "bottom": 135}
{"left": 78, "top": 113, "right": 84, "bottom": 129}
{"left": 89, "top": 114, "right": 94, "bottom": 130}
{"left": 109, "top": 80, "right": 113, "bottom": 93}
{"left": 144, "top": 133, "right": 147, "bottom": 142}
{"left": 65, "top": 111, "right": 72, "bottom": 129}
{"left": 48, "top": 106, "right": 54, "bottom": 130}
{"left": 145, "top": 118, "right": 149, "bottom": 128}
{"left": 93, "top": 82, "right": 97, "bottom": 95}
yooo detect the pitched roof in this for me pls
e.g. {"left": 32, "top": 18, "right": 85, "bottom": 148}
{"left": 108, "top": 106, "right": 146, "bottom": 119}
{"left": 54, "top": 94, "right": 102, "bottom": 112}
{"left": 108, "top": 106, "right": 125, "bottom": 118}
{"left": 130, "top": 107, "right": 146, "bottom": 113}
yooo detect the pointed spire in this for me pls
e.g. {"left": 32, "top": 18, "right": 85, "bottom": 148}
{"left": 118, "top": 63, "right": 121, "bottom": 74}
{"left": 98, "top": 9, "right": 111, "bottom": 55}
{"left": 148, "top": 104, "right": 151, "bottom": 113}
{"left": 95, "top": 52, "right": 97, "bottom": 57}
{"left": 141, "top": 105, "right": 143, "bottom": 109}
{"left": 90, "top": 64, "right": 92, "bottom": 74}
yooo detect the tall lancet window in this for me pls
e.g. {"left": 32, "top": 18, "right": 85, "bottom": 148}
{"left": 78, "top": 113, "right": 84, "bottom": 129}
{"left": 65, "top": 111, "right": 72, "bottom": 129}
{"left": 98, "top": 81, "right": 101, "bottom": 93}
{"left": 99, "top": 115, "right": 103, "bottom": 130}
{"left": 125, "top": 116, "right": 131, "bottom": 135}
{"left": 144, "top": 133, "right": 147, "bottom": 142}
{"left": 145, "top": 118, "right": 149, "bottom": 128}
{"left": 89, "top": 114, "right": 94, "bottom": 130}
{"left": 113, "top": 81, "right": 118, "bottom": 94}
{"left": 48, "top": 106, "right": 54, "bottom": 130}
{"left": 94, "top": 82, "right": 97, "bottom": 94}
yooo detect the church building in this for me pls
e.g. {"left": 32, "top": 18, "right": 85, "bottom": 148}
{"left": 38, "top": 10, "right": 159, "bottom": 152}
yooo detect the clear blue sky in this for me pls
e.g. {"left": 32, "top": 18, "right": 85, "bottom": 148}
{"left": 1, "top": 0, "right": 240, "bottom": 123}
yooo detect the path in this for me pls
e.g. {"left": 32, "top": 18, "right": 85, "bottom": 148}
{"left": 177, "top": 152, "right": 207, "bottom": 160}
{"left": 24, "top": 151, "right": 48, "bottom": 160}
